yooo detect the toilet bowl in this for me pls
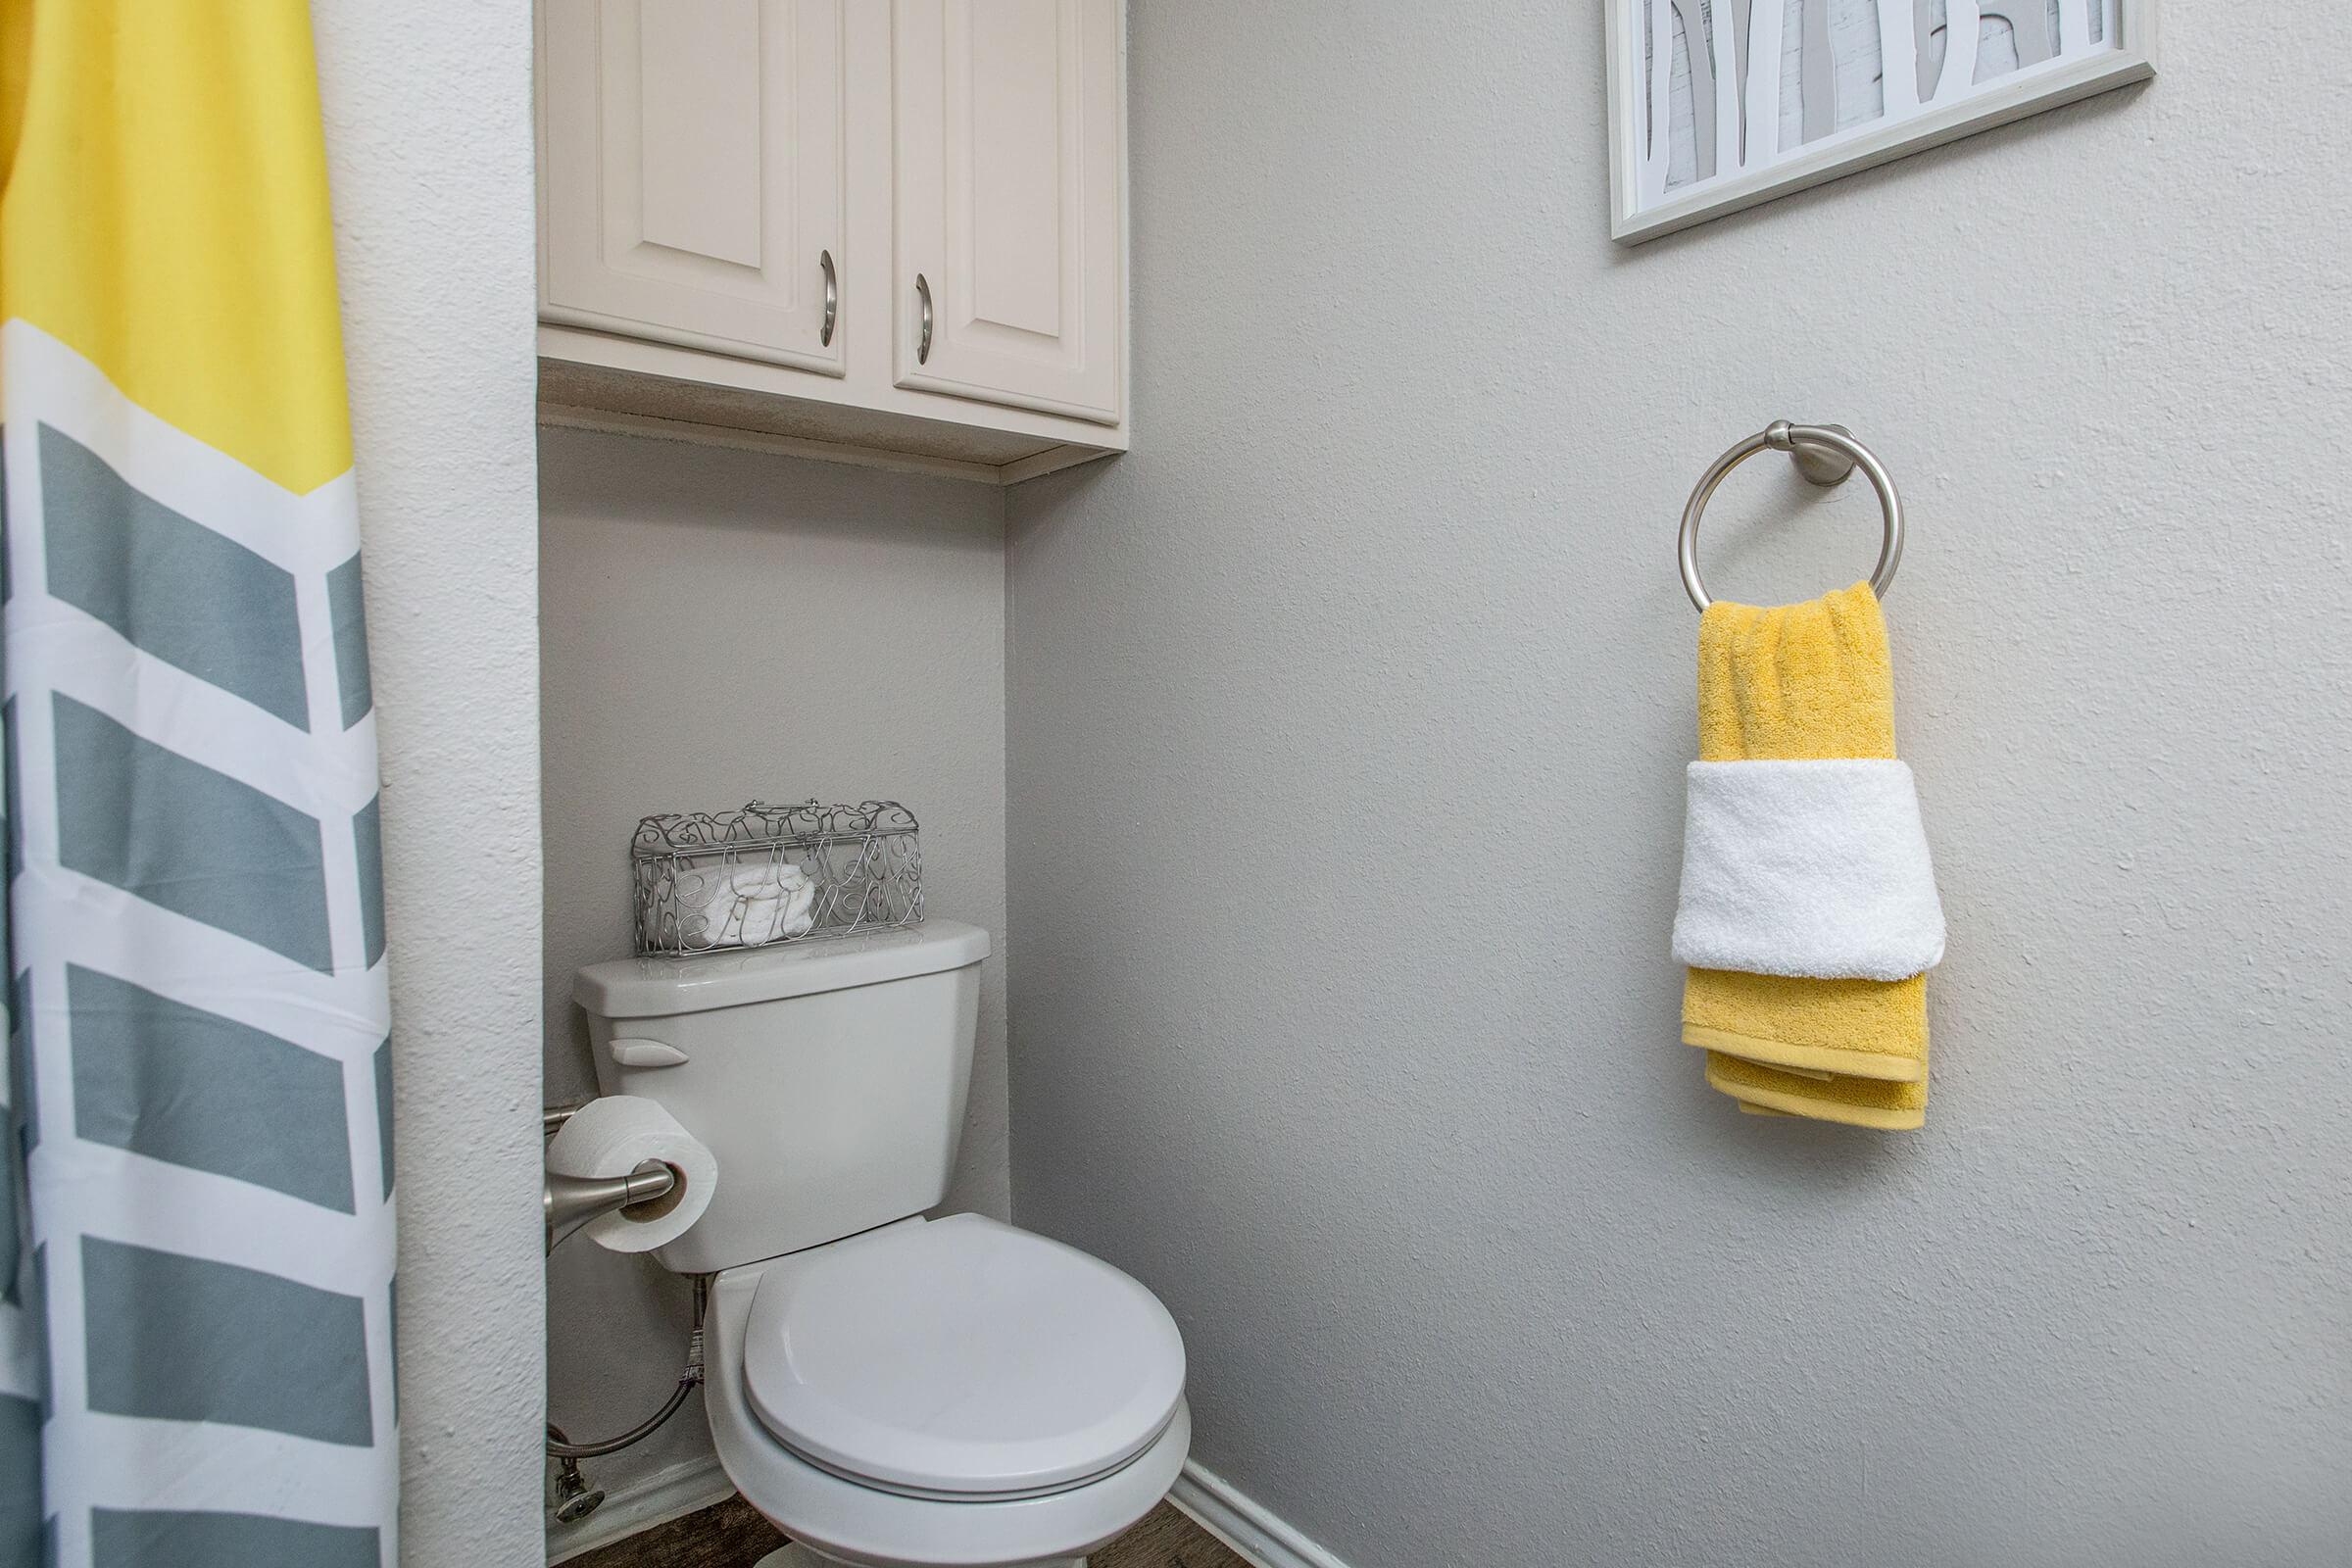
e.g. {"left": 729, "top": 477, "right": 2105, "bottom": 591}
{"left": 572, "top": 922, "right": 1190, "bottom": 1568}
{"left": 707, "top": 1215, "right": 1190, "bottom": 1568}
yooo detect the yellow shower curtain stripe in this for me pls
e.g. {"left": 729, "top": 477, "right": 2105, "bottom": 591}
{"left": 0, "top": 0, "right": 350, "bottom": 493}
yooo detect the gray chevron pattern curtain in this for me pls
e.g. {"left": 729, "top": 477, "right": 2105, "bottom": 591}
{"left": 0, "top": 5, "right": 401, "bottom": 1563}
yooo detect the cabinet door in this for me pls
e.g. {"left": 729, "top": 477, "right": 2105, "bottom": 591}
{"left": 543, "top": 0, "right": 846, "bottom": 375}
{"left": 892, "top": 0, "right": 1123, "bottom": 424}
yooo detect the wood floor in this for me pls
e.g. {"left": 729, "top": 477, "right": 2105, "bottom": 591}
{"left": 563, "top": 1494, "right": 1251, "bottom": 1568}
{"left": 1092, "top": 1502, "right": 1253, "bottom": 1568}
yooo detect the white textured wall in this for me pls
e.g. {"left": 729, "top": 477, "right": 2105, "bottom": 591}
{"left": 314, "top": 6, "right": 547, "bottom": 1563}
{"left": 537, "top": 428, "right": 1011, "bottom": 1521}
{"left": 1006, "top": 4, "right": 2352, "bottom": 1565}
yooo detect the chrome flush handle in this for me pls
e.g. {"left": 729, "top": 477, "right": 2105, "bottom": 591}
{"left": 914, "top": 272, "right": 933, "bottom": 364}
{"left": 819, "top": 249, "right": 836, "bottom": 347}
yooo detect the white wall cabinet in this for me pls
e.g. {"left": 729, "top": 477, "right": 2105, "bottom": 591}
{"left": 891, "top": 0, "right": 1123, "bottom": 423}
{"left": 543, "top": 0, "right": 847, "bottom": 376}
{"left": 537, "top": 0, "right": 1127, "bottom": 485}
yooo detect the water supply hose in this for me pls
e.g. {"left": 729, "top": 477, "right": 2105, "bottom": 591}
{"left": 546, "top": 1276, "right": 709, "bottom": 1460}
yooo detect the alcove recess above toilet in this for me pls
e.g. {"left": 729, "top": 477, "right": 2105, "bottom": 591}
{"left": 536, "top": 0, "right": 1129, "bottom": 487}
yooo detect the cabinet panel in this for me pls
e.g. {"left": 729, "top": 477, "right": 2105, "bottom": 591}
{"left": 638, "top": 6, "right": 764, "bottom": 268}
{"left": 543, "top": 0, "right": 846, "bottom": 375}
{"left": 892, "top": 0, "right": 1122, "bottom": 423}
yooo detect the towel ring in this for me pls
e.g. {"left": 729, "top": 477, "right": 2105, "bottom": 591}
{"left": 1679, "top": 421, "right": 1904, "bottom": 612}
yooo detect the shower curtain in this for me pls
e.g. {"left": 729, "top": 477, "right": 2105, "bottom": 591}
{"left": 0, "top": 5, "right": 399, "bottom": 1564}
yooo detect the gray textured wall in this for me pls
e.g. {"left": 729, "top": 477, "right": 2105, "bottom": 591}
{"left": 1004, "top": 4, "right": 2352, "bottom": 1565}
{"left": 537, "top": 428, "right": 1010, "bottom": 1522}
{"left": 313, "top": 6, "right": 548, "bottom": 1562}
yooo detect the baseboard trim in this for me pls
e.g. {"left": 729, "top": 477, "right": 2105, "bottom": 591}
{"left": 1167, "top": 1461, "right": 1353, "bottom": 1568}
{"left": 546, "top": 1453, "right": 734, "bottom": 1565}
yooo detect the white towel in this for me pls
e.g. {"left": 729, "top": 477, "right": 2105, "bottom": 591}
{"left": 1671, "top": 759, "right": 1944, "bottom": 981}
{"left": 672, "top": 861, "right": 816, "bottom": 950}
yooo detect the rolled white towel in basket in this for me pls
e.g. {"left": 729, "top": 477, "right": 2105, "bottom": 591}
{"left": 674, "top": 860, "right": 816, "bottom": 949}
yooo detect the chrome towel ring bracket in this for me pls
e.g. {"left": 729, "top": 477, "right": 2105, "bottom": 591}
{"left": 1679, "top": 420, "right": 1905, "bottom": 612}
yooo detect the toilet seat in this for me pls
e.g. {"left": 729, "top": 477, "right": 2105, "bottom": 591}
{"left": 705, "top": 1224, "right": 1192, "bottom": 1568}
{"left": 741, "top": 1213, "right": 1186, "bottom": 1500}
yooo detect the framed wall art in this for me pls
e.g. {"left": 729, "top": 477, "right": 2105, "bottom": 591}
{"left": 1605, "top": 0, "right": 2157, "bottom": 242}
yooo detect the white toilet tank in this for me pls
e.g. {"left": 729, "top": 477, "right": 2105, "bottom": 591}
{"left": 572, "top": 920, "right": 990, "bottom": 1275}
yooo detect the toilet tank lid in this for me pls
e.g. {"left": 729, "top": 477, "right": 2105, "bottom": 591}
{"left": 574, "top": 919, "right": 990, "bottom": 1019}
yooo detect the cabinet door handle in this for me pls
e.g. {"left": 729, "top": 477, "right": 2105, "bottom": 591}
{"left": 915, "top": 273, "right": 933, "bottom": 365}
{"left": 818, "top": 249, "right": 837, "bottom": 347}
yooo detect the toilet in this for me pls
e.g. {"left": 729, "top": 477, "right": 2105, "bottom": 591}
{"left": 574, "top": 921, "right": 1188, "bottom": 1568}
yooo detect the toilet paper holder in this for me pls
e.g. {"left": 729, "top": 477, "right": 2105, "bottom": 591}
{"left": 544, "top": 1102, "right": 677, "bottom": 1254}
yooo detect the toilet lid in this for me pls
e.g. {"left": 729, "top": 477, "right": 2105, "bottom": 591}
{"left": 740, "top": 1215, "right": 1186, "bottom": 1498}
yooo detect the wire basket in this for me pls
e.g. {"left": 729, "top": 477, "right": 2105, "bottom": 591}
{"left": 632, "top": 800, "right": 923, "bottom": 956}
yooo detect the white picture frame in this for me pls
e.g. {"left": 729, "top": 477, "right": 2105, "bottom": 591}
{"left": 1605, "top": 0, "right": 2158, "bottom": 244}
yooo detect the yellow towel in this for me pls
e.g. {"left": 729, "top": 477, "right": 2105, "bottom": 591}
{"left": 1708, "top": 1054, "right": 1928, "bottom": 1131}
{"left": 1684, "top": 582, "right": 1930, "bottom": 1130}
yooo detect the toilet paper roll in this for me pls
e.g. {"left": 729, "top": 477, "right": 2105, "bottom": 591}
{"left": 547, "top": 1095, "right": 718, "bottom": 1253}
